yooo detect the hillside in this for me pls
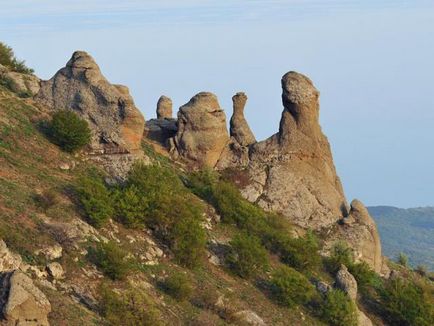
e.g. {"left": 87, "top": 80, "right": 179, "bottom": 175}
{"left": 0, "top": 45, "right": 433, "bottom": 326}
{"left": 368, "top": 206, "right": 434, "bottom": 270}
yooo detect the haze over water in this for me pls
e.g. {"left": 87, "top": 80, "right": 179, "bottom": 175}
{"left": 2, "top": 0, "right": 434, "bottom": 207}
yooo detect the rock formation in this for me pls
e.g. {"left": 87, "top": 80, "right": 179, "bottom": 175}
{"left": 335, "top": 265, "right": 358, "bottom": 301}
{"left": 0, "top": 63, "right": 40, "bottom": 96}
{"left": 156, "top": 95, "right": 173, "bottom": 119}
{"left": 35, "top": 51, "right": 145, "bottom": 155}
{"left": 171, "top": 92, "right": 230, "bottom": 167}
{"left": 230, "top": 92, "right": 256, "bottom": 146}
{"left": 240, "top": 72, "right": 347, "bottom": 229}
{"left": 0, "top": 240, "right": 22, "bottom": 273}
{"left": 327, "top": 199, "right": 385, "bottom": 274}
{"left": 146, "top": 95, "right": 177, "bottom": 144}
{"left": 0, "top": 271, "right": 51, "bottom": 326}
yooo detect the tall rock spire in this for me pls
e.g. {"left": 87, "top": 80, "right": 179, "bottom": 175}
{"left": 230, "top": 92, "right": 256, "bottom": 146}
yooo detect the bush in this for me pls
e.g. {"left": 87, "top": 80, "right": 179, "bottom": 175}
{"left": 227, "top": 233, "right": 269, "bottom": 279}
{"left": 321, "top": 289, "right": 358, "bottom": 326}
{"left": 99, "top": 284, "right": 162, "bottom": 326}
{"left": 280, "top": 231, "right": 321, "bottom": 273}
{"left": 88, "top": 241, "right": 131, "bottom": 280}
{"left": 170, "top": 209, "right": 207, "bottom": 268}
{"left": 75, "top": 173, "right": 113, "bottom": 228}
{"left": 34, "top": 189, "right": 59, "bottom": 211}
{"left": 0, "top": 42, "right": 34, "bottom": 74}
{"left": 348, "top": 261, "right": 381, "bottom": 294}
{"left": 124, "top": 164, "right": 207, "bottom": 268}
{"left": 397, "top": 252, "right": 409, "bottom": 267}
{"left": 379, "top": 277, "right": 434, "bottom": 326}
{"left": 161, "top": 272, "right": 194, "bottom": 301}
{"left": 112, "top": 185, "right": 147, "bottom": 228}
{"left": 270, "top": 265, "right": 316, "bottom": 308}
{"left": 48, "top": 110, "right": 91, "bottom": 153}
{"left": 325, "top": 241, "right": 354, "bottom": 274}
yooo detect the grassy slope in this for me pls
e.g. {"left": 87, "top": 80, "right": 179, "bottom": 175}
{"left": 368, "top": 206, "right": 434, "bottom": 270}
{"left": 0, "top": 86, "right": 326, "bottom": 325}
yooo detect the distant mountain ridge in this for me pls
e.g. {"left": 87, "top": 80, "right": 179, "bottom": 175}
{"left": 368, "top": 206, "right": 434, "bottom": 270}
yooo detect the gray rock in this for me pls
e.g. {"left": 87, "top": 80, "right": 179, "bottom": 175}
{"left": 171, "top": 92, "right": 230, "bottom": 167}
{"left": 232, "top": 310, "right": 266, "bottom": 326}
{"left": 0, "top": 270, "right": 51, "bottom": 325}
{"left": 46, "top": 262, "right": 64, "bottom": 280}
{"left": 0, "top": 65, "right": 40, "bottom": 96}
{"left": 0, "top": 240, "right": 21, "bottom": 273}
{"left": 156, "top": 95, "right": 173, "bottom": 119}
{"left": 230, "top": 92, "right": 256, "bottom": 146}
{"left": 335, "top": 265, "right": 358, "bottom": 301}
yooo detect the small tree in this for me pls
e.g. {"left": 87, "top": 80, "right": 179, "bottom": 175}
{"left": 88, "top": 242, "right": 131, "bottom": 280}
{"left": 397, "top": 252, "right": 409, "bottom": 267}
{"left": 75, "top": 174, "right": 114, "bottom": 228}
{"left": 270, "top": 265, "right": 316, "bottom": 308}
{"left": 0, "top": 42, "right": 34, "bottom": 74}
{"left": 321, "top": 289, "right": 358, "bottom": 326}
{"left": 227, "top": 233, "right": 269, "bottom": 279}
{"left": 161, "top": 272, "right": 194, "bottom": 301}
{"left": 49, "top": 110, "right": 91, "bottom": 153}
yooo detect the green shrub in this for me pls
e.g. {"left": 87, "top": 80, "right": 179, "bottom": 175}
{"left": 34, "top": 189, "right": 59, "bottom": 211}
{"left": 280, "top": 231, "right": 321, "bottom": 273}
{"left": 75, "top": 174, "right": 113, "bottom": 228}
{"left": 162, "top": 272, "right": 194, "bottom": 301}
{"left": 112, "top": 185, "right": 147, "bottom": 228}
{"left": 0, "top": 42, "right": 34, "bottom": 74}
{"left": 325, "top": 241, "right": 354, "bottom": 274}
{"left": 99, "top": 284, "right": 162, "bottom": 326}
{"left": 170, "top": 209, "right": 207, "bottom": 268}
{"left": 321, "top": 289, "right": 358, "bottom": 326}
{"left": 87, "top": 241, "right": 131, "bottom": 280}
{"left": 227, "top": 233, "right": 269, "bottom": 279}
{"left": 123, "top": 163, "right": 207, "bottom": 268}
{"left": 48, "top": 110, "right": 91, "bottom": 153}
{"left": 379, "top": 277, "right": 434, "bottom": 326}
{"left": 397, "top": 252, "right": 409, "bottom": 267}
{"left": 270, "top": 265, "right": 316, "bottom": 308}
{"left": 348, "top": 261, "right": 381, "bottom": 294}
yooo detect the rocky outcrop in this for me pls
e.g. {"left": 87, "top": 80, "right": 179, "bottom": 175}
{"left": 328, "top": 200, "right": 384, "bottom": 274}
{"left": 0, "top": 241, "right": 21, "bottom": 273}
{"left": 0, "top": 271, "right": 51, "bottom": 325}
{"left": 335, "top": 265, "right": 358, "bottom": 301}
{"left": 146, "top": 96, "right": 177, "bottom": 144}
{"left": 171, "top": 92, "right": 230, "bottom": 167}
{"left": 240, "top": 72, "right": 347, "bottom": 229}
{"left": 230, "top": 92, "right": 256, "bottom": 146}
{"left": 35, "top": 51, "right": 145, "bottom": 155}
{"left": 156, "top": 95, "right": 173, "bottom": 119}
{"left": 0, "top": 64, "right": 40, "bottom": 96}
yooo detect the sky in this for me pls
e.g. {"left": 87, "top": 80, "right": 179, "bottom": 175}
{"left": 1, "top": 0, "right": 433, "bottom": 208}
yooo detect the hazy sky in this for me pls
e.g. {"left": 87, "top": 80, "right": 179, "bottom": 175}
{"left": 1, "top": 0, "right": 433, "bottom": 208}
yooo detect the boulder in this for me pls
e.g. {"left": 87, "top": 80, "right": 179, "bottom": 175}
{"left": 232, "top": 310, "right": 266, "bottom": 326}
{"left": 156, "top": 95, "right": 173, "bottom": 119}
{"left": 171, "top": 92, "right": 230, "bottom": 167}
{"left": 331, "top": 200, "right": 384, "bottom": 274}
{"left": 0, "top": 240, "right": 21, "bottom": 273}
{"left": 0, "top": 271, "right": 51, "bottom": 325}
{"left": 335, "top": 265, "right": 358, "bottom": 301}
{"left": 35, "top": 51, "right": 145, "bottom": 155}
{"left": 46, "top": 262, "right": 64, "bottom": 280}
{"left": 239, "top": 72, "right": 347, "bottom": 229}
{"left": 0, "top": 66, "right": 40, "bottom": 96}
{"left": 230, "top": 92, "right": 256, "bottom": 146}
{"left": 35, "top": 244, "right": 63, "bottom": 261}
